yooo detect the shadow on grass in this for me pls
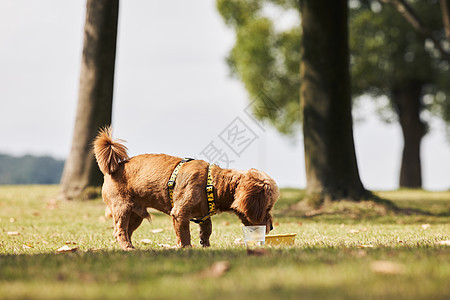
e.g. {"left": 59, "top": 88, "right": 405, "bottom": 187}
{"left": 275, "top": 189, "right": 450, "bottom": 223}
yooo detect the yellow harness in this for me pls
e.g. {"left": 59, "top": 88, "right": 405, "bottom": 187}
{"left": 167, "top": 158, "right": 216, "bottom": 224}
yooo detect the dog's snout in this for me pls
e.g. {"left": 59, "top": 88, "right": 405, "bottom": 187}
{"left": 270, "top": 224, "right": 274, "bottom": 231}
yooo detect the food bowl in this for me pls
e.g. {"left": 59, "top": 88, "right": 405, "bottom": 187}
{"left": 242, "top": 226, "right": 266, "bottom": 246}
{"left": 265, "top": 233, "right": 297, "bottom": 246}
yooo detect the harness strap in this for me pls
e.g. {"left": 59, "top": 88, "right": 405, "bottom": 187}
{"left": 167, "top": 159, "right": 216, "bottom": 225}
{"left": 191, "top": 164, "right": 216, "bottom": 224}
{"left": 167, "top": 158, "right": 194, "bottom": 207}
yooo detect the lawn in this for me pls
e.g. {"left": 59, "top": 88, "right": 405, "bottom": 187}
{"left": 0, "top": 185, "right": 449, "bottom": 299}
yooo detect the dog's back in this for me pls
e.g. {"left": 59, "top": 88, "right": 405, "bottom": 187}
{"left": 93, "top": 127, "right": 184, "bottom": 214}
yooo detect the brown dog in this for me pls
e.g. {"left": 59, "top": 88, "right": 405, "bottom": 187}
{"left": 93, "top": 127, "right": 279, "bottom": 250}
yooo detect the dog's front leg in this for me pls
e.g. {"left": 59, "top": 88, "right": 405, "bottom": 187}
{"left": 171, "top": 214, "right": 191, "bottom": 248}
{"left": 199, "top": 218, "right": 212, "bottom": 247}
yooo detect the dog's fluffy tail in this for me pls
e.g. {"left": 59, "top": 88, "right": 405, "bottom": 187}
{"left": 93, "top": 126, "right": 129, "bottom": 175}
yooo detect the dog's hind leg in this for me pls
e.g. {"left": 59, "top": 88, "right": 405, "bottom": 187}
{"left": 128, "top": 212, "right": 144, "bottom": 242}
{"left": 111, "top": 204, "right": 134, "bottom": 250}
{"left": 199, "top": 218, "right": 212, "bottom": 247}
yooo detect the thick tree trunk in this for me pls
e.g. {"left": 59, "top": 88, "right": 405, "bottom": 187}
{"left": 300, "top": 0, "right": 368, "bottom": 206}
{"left": 60, "top": 0, "right": 119, "bottom": 200}
{"left": 392, "top": 83, "right": 425, "bottom": 188}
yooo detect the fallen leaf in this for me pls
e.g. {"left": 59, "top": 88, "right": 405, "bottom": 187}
{"left": 370, "top": 261, "right": 405, "bottom": 275}
{"left": 358, "top": 244, "right": 374, "bottom": 248}
{"left": 23, "top": 244, "right": 33, "bottom": 249}
{"left": 355, "top": 249, "right": 367, "bottom": 257}
{"left": 141, "top": 239, "right": 152, "bottom": 244}
{"left": 32, "top": 212, "right": 40, "bottom": 217}
{"left": 223, "top": 221, "right": 230, "bottom": 226}
{"left": 46, "top": 199, "right": 58, "bottom": 210}
{"left": 9, "top": 218, "right": 16, "bottom": 223}
{"left": 157, "top": 243, "right": 177, "bottom": 249}
{"left": 438, "top": 240, "right": 450, "bottom": 246}
{"left": 349, "top": 229, "right": 360, "bottom": 234}
{"left": 296, "top": 221, "right": 302, "bottom": 226}
{"left": 199, "top": 261, "right": 231, "bottom": 278}
{"left": 151, "top": 229, "right": 163, "bottom": 233}
{"left": 65, "top": 241, "right": 77, "bottom": 245}
{"left": 79, "top": 273, "right": 94, "bottom": 283}
{"left": 421, "top": 224, "right": 431, "bottom": 230}
{"left": 7, "top": 231, "right": 20, "bottom": 236}
{"left": 57, "top": 245, "right": 78, "bottom": 253}
{"left": 234, "top": 238, "right": 244, "bottom": 245}
{"left": 87, "top": 248, "right": 101, "bottom": 252}
{"left": 247, "top": 248, "right": 269, "bottom": 256}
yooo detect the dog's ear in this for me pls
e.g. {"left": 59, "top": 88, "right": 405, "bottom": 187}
{"left": 232, "top": 169, "right": 274, "bottom": 224}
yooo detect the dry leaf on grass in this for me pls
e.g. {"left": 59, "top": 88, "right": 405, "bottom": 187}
{"left": 437, "top": 240, "right": 450, "bottom": 246}
{"left": 421, "top": 224, "right": 431, "bottom": 230}
{"left": 349, "top": 229, "right": 360, "bottom": 234}
{"left": 370, "top": 261, "right": 405, "bottom": 275}
{"left": 23, "top": 244, "right": 33, "bottom": 249}
{"left": 247, "top": 248, "right": 269, "bottom": 256}
{"left": 7, "top": 231, "right": 20, "bottom": 236}
{"left": 57, "top": 245, "right": 78, "bottom": 253}
{"left": 46, "top": 199, "right": 58, "bottom": 210}
{"left": 358, "top": 245, "right": 374, "bottom": 248}
{"left": 151, "top": 229, "right": 163, "bottom": 233}
{"left": 199, "top": 261, "right": 231, "bottom": 278}
{"left": 9, "top": 218, "right": 16, "bottom": 223}
{"left": 141, "top": 239, "right": 152, "bottom": 244}
{"left": 157, "top": 243, "right": 177, "bottom": 249}
{"left": 234, "top": 238, "right": 245, "bottom": 245}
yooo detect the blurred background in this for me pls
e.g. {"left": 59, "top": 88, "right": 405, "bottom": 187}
{"left": 0, "top": 0, "right": 448, "bottom": 190}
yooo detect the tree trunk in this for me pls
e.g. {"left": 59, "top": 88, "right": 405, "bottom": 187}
{"left": 299, "top": 0, "right": 368, "bottom": 206}
{"left": 60, "top": 0, "right": 119, "bottom": 200}
{"left": 440, "top": 0, "right": 450, "bottom": 41}
{"left": 392, "top": 83, "right": 425, "bottom": 188}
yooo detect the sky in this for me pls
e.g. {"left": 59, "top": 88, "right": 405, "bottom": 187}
{"left": 0, "top": 0, "right": 449, "bottom": 190}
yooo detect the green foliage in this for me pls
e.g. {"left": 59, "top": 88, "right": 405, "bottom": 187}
{"left": 350, "top": 0, "right": 450, "bottom": 127}
{"left": 217, "top": 0, "right": 301, "bottom": 135}
{"left": 0, "top": 186, "right": 449, "bottom": 299}
{"left": 0, "top": 154, "right": 64, "bottom": 184}
{"left": 217, "top": 0, "right": 450, "bottom": 135}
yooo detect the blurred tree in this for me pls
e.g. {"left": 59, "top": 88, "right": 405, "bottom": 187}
{"left": 217, "top": 0, "right": 368, "bottom": 205}
{"left": 351, "top": 0, "right": 450, "bottom": 188}
{"left": 0, "top": 154, "right": 64, "bottom": 185}
{"left": 217, "top": 0, "right": 450, "bottom": 190}
{"left": 60, "top": 0, "right": 119, "bottom": 200}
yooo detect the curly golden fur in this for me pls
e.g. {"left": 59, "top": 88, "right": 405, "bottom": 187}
{"left": 93, "top": 127, "right": 279, "bottom": 250}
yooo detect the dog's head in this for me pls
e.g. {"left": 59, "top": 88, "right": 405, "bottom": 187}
{"left": 231, "top": 168, "right": 279, "bottom": 234}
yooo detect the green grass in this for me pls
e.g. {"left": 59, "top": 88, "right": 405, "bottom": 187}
{"left": 0, "top": 185, "right": 449, "bottom": 299}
